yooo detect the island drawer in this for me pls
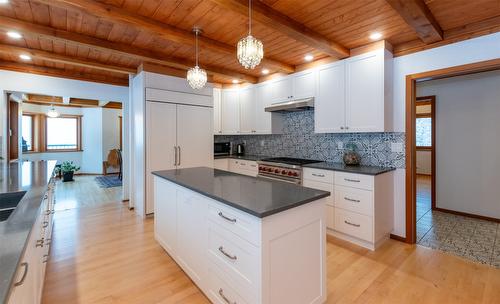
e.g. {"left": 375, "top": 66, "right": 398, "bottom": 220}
{"left": 207, "top": 222, "right": 259, "bottom": 300}
{"left": 303, "top": 168, "right": 334, "bottom": 183}
{"left": 334, "top": 208, "right": 373, "bottom": 242}
{"left": 334, "top": 186, "right": 373, "bottom": 216}
{"left": 335, "top": 172, "right": 374, "bottom": 190}
{"left": 302, "top": 179, "right": 334, "bottom": 207}
{"left": 207, "top": 264, "right": 251, "bottom": 304}
{"left": 207, "top": 200, "right": 261, "bottom": 246}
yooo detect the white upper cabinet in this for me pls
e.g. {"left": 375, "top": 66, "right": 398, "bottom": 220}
{"left": 271, "top": 77, "right": 293, "bottom": 103}
{"left": 345, "top": 50, "right": 387, "bottom": 132}
{"left": 315, "top": 61, "right": 346, "bottom": 133}
{"left": 239, "top": 86, "right": 256, "bottom": 134}
{"left": 254, "top": 82, "right": 273, "bottom": 134}
{"left": 314, "top": 48, "right": 393, "bottom": 133}
{"left": 221, "top": 89, "right": 240, "bottom": 134}
{"left": 293, "top": 70, "right": 316, "bottom": 100}
{"left": 213, "top": 88, "right": 222, "bottom": 134}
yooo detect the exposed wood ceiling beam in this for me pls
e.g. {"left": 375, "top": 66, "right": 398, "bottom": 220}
{"left": 70, "top": 98, "right": 99, "bottom": 106}
{"left": 34, "top": 0, "right": 294, "bottom": 73}
{"left": 385, "top": 0, "right": 443, "bottom": 44}
{"left": 27, "top": 94, "right": 63, "bottom": 103}
{"left": 0, "top": 16, "right": 258, "bottom": 83}
{"left": 0, "top": 60, "right": 128, "bottom": 86}
{"left": 209, "top": 0, "right": 349, "bottom": 58}
{"left": 0, "top": 44, "right": 136, "bottom": 74}
{"left": 102, "top": 102, "right": 122, "bottom": 109}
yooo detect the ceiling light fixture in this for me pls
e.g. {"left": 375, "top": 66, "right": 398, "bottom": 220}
{"left": 0, "top": 0, "right": 9, "bottom": 4}
{"left": 262, "top": 69, "right": 269, "bottom": 75}
{"left": 237, "top": 0, "right": 263, "bottom": 69}
{"left": 304, "top": 54, "right": 314, "bottom": 62}
{"left": 186, "top": 27, "right": 207, "bottom": 90}
{"left": 7, "top": 31, "right": 22, "bottom": 39}
{"left": 19, "top": 54, "right": 31, "bottom": 60}
{"left": 47, "top": 104, "right": 60, "bottom": 118}
{"left": 232, "top": 79, "right": 239, "bottom": 84}
{"left": 369, "top": 32, "right": 382, "bottom": 40}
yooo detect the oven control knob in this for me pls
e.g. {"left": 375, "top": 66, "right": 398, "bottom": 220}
{"left": 292, "top": 172, "right": 298, "bottom": 177}
{"left": 274, "top": 169, "right": 280, "bottom": 173}
{"left": 281, "top": 170, "right": 287, "bottom": 175}
{"left": 288, "top": 171, "right": 293, "bottom": 176}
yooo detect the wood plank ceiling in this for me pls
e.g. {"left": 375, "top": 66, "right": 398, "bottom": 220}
{"left": 0, "top": 0, "right": 498, "bottom": 86}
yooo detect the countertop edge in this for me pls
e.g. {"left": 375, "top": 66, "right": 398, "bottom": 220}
{"left": 302, "top": 163, "right": 396, "bottom": 176}
{"left": 152, "top": 171, "right": 330, "bottom": 218}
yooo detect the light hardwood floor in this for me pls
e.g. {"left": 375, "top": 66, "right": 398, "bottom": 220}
{"left": 42, "top": 177, "right": 500, "bottom": 304}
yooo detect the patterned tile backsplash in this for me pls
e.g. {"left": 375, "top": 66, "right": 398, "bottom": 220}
{"left": 215, "top": 110, "right": 405, "bottom": 168}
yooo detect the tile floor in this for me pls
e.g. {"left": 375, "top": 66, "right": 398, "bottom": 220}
{"left": 416, "top": 175, "right": 500, "bottom": 268}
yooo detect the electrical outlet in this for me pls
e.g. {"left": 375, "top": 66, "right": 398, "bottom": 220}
{"left": 337, "top": 142, "right": 343, "bottom": 149}
{"left": 391, "top": 142, "right": 403, "bottom": 153}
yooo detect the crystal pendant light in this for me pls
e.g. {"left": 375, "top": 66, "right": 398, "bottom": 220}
{"left": 187, "top": 28, "right": 207, "bottom": 89}
{"left": 237, "top": 0, "right": 263, "bottom": 69}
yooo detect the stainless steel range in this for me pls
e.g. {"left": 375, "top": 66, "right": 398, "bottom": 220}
{"left": 257, "top": 157, "right": 322, "bottom": 184}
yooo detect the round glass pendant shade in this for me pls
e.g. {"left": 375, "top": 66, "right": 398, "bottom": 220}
{"left": 187, "top": 65, "right": 207, "bottom": 90}
{"left": 237, "top": 35, "right": 263, "bottom": 69}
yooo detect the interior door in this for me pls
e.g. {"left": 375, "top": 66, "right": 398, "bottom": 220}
{"left": 9, "top": 100, "right": 19, "bottom": 161}
{"left": 146, "top": 101, "right": 177, "bottom": 214}
{"left": 176, "top": 104, "right": 213, "bottom": 169}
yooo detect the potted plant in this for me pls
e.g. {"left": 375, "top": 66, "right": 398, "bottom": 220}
{"left": 59, "top": 161, "right": 80, "bottom": 182}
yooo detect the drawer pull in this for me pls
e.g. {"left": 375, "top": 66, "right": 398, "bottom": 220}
{"left": 36, "top": 238, "right": 44, "bottom": 247}
{"left": 42, "top": 221, "right": 49, "bottom": 228}
{"left": 14, "top": 262, "right": 29, "bottom": 286}
{"left": 218, "top": 212, "right": 237, "bottom": 223}
{"left": 344, "top": 220, "right": 360, "bottom": 228}
{"left": 344, "top": 197, "right": 360, "bottom": 203}
{"left": 312, "top": 173, "right": 325, "bottom": 177}
{"left": 43, "top": 254, "right": 49, "bottom": 263}
{"left": 218, "top": 288, "right": 236, "bottom": 304}
{"left": 218, "top": 246, "right": 237, "bottom": 260}
{"left": 344, "top": 178, "right": 360, "bottom": 183}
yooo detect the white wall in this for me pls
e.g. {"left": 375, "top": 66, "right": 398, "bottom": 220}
{"left": 417, "top": 70, "right": 500, "bottom": 219}
{"left": 390, "top": 32, "right": 500, "bottom": 237}
{"left": 81, "top": 107, "right": 103, "bottom": 174}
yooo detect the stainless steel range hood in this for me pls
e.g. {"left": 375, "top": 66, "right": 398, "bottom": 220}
{"left": 265, "top": 97, "right": 314, "bottom": 113}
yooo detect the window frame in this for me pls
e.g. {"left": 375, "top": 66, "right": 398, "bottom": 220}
{"left": 44, "top": 114, "right": 82, "bottom": 152}
{"left": 21, "top": 113, "right": 35, "bottom": 152}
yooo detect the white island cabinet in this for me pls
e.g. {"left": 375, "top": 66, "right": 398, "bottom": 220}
{"left": 153, "top": 168, "right": 329, "bottom": 304}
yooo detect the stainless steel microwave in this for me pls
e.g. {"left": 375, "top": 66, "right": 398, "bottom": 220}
{"left": 214, "top": 142, "right": 231, "bottom": 156}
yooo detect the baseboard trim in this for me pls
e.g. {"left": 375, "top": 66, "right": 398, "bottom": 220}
{"left": 434, "top": 207, "right": 500, "bottom": 223}
{"left": 390, "top": 234, "right": 407, "bottom": 242}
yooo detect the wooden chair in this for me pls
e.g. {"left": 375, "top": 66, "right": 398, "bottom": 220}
{"left": 103, "top": 149, "right": 122, "bottom": 180}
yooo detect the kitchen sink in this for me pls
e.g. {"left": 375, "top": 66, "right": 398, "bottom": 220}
{"left": 0, "top": 191, "right": 27, "bottom": 222}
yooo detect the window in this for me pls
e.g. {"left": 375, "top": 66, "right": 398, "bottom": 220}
{"left": 22, "top": 114, "right": 34, "bottom": 151}
{"left": 416, "top": 117, "right": 432, "bottom": 148}
{"left": 46, "top": 116, "right": 81, "bottom": 151}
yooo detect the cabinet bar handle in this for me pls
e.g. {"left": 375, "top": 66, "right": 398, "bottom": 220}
{"left": 312, "top": 173, "right": 325, "bottom": 177}
{"left": 344, "top": 220, "right": 360, "bottom": 227}
{"left": 344, "top": 197, "right": 360, "bottom": 203}
{"left": 178, "top": 146, "right": 181, "bottom": 166}
{"left": 173, "top": 146, "right": 177, "bottom": 166}
{"left": 14, "top": 262, "right": 28, "bottom": 286}
{"left": 218, "top": 246, "right": 237, "bottom": 260}
{"left": 218, "top": 288, "right": 236, "bottom": 304}
{"left": 218, "top": 212, "right": 237, "bottom": 223}
{"left": 344, "top": 178, "right": 360, "bottom": 183}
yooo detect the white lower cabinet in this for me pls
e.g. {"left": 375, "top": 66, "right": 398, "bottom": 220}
{"left": 228, "top": 159, "right": 258, "bottom": 177}
{"left": 154, "top": 176, "right": 326, "bottom": 304}
{"left": 8, "top": 179, "right": 56, "bottom": 304}
{"left": 303, "top": 168, "right": 394, "bottom": 250}
{"left": 213, "top": 158, "right": 229, "bottom": 171}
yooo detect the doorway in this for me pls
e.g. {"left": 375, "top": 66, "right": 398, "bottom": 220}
{"left": 8, "top": 99, "right": 19, "bottom": 161}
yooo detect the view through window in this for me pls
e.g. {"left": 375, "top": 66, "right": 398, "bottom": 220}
{"left": 416, "top": 117, "right": 432, "bottom": 147}
{"left": 22, "top": 115, "right": 33, "bottom": 151}
{"left": 46, "top": 117, "right": 78, "bottom": 150}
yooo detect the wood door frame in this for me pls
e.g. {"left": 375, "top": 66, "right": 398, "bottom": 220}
{"left": 404, "top": 58, "right": 500, "bottom": 244}
{"left": 415, "top": 96, "right": 436, "bottom": 210}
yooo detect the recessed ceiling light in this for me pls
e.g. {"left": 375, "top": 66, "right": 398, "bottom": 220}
{"left": 369, "top": 32, "right": 382, "bottom": 40}
{"left": 7, "top": 31, "right": 22, "bottom": 39}
{"left": 19, "top": 54, "right": 31, "bottom": 60}
{"left": 0, "top": 0, "right": 9, "bottom": 4}
{"left": 262, "top": 69, "right": 269, "bottom": 75}
{"left": 304, "top": 54, "right": 314, "bottom": 62}
{"left": 232, "top": 79, "right": 239, "bottom": 84}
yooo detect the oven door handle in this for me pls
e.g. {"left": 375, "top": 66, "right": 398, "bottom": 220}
{"left": 257, "top": 174, "right": 301, "bottom": 184}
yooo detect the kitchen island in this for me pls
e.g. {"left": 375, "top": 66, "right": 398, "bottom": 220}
{"left": 152, "top": 167, "right": 330, "bottom": 304}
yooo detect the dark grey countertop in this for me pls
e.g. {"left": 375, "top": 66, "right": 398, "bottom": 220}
{"left": 303, "top": 162, "right": 395, "bottom": 175}
{"left": 152, "top": 167, "right": 330, "bottom": 218}
{"left": 214, "top": 154, "right": 263, "bottom": 161}
{"left": 0, "top": 160, "right": 56, "bottom": 304}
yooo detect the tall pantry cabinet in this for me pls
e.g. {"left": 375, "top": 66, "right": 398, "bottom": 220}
{"left": 131, "top": 71, "right": 213, "bottom": 217}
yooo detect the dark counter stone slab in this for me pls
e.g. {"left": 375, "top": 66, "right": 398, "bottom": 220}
{"left": 214, "top": 154, "right": 265, "bottom": 161}
{"left": 152, "top": 167, "right": 330, "bottom": 218}
{"left": 303, "top": 162, "right": 395, "bottom": 176}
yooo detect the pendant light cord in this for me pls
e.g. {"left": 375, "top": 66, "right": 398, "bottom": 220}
{"left": 195, "top": 30, "right": 199, "bottom": 67}
{"left": 248, "top": 0, "right": 252, "bottom": 35}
